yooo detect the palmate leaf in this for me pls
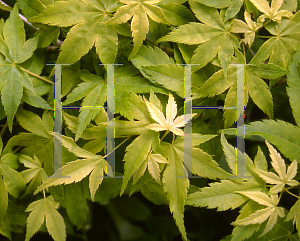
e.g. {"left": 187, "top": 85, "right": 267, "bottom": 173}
{"left": 158, "top": 1, "right": 240, "bottom": 74}
{"left": 230, "top": 11, "right": 263, "bottom": 47}
{"left": 250, "top": 0, "right": 293, "bottom": 23}
{"left": 107, "top": 0, "right": 168, "bottom": 58}
{"left": 194, "top": 51, "right": 287, "bottom": 127}
{"left": 232, "top": 192, "right": 285, "bottom": 237}
{"left": 252, "top": 141, "right": 299, "bottom": 194}
{"left": 0, "top": 5, "right": 41, "bottom": 131}
{"left": 250, "top": 10, "right": 300, "bottom": 69}
{"left": 144, "top": 93, "right": 196, "bottom": 136}
{"left": 34, "top": 134, "right": 110, "bottom": 201}
{"left": 287, "top": 47, "right": 300, "bottom": 127}
{"left": 132, "top": 153, "right": 168, "bottom": 184}
{"left": 29, "top": 0, "right": 120, "bottom": 65}
{"left": 25, "top": 196, "right": 66, "bottom": 241}
{"left": 18, "top": 154, "right": 47, "bottom": 197}
{"left": 231, "top": 200, "right": 262, "bottom": 241}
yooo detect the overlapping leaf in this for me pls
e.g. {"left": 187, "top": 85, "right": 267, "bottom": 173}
{"left": 25, "top": 196, "right": 66, "bottom": 241}
{"left": 107, "top": 0, "right": 168, "bottom": 58}
{"left": 250, "top": 0, "right": 293, "bottom": 23}
{"left": 252, "top": 141, "right": 299, "bottom": 194}
{"left": 63, "top": 71, "right": 106, "bottom": 141}
{"left": 133, "top": 153, "right": 168, "bottom": 184}
{"left": 193, "top": 49, "right": 287, "bottom": 127}
{"left": 232, "top": 192, "right": 285, "bottom": 237}
{"left": 222, "top": 119, "right": 300, "bottom": 162}
{"left": 18, "top": 154, "right": 47, "bottom": 197}
{"left": 158, "top": 1, "right": 240, "bottom": 74}
{"left": 250, "top": 10, "right": 300, "bottom": 69}
{"left": 230, "top": 11, "right": 262, "bottom": 47}
{"left": 34, "top": 134, "right": 111, "bottom": 201}
{"left": 0, "top": 5, "right": 42, "bottom": 131}
{"left": 30, "top": 0, "right": 121, "bottom": 65}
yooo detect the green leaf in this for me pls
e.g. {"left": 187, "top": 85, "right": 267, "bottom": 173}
{"left": 287, "top": 47, "right": 300, "bottom": 127}
{"left": 250, "top": 11, "right": 300, "bottom": 69}
{"left": 18, "top": 154, "right": 47, "bottom": 196}
{"left": 223, "top": 120, "right": 300, "bottom": 163}
{"left": 159, "top": 1, "right": 240, "bottom": 74}
{"left": 286, "top": 199, "right": 300, "bottom": 237}
{"left": 25, "top": 196, "right": 66, "bottom": 241}
{"left": 192, "top": 0, "right": 231, "bottom": 8}
{"left": 64, "top": 182, "right": 88, "bottom": 229}
{"left": 162, "top": 142, "right": 189, "bottom": 241}
{"left": 142, "top": 64, "right": 185, "bottom": 97}
{"left": 173, "top": 136, "right": 232, "bottom": 179}
{"left": 0, "top": 153, "right": 26, "bottom": 198}
{"left": 30, "top": 0, "right": 119, "bottom": 65}
{"left": 34, "top": 134, "right": 109, "bottom": 201}
{"left": 231, "top": 200, "right": 262, "bottom": 241}
{"left": 0, "top": 5, "right": 40, "bottom": 131}
{"left": 194, "top": 61, "right": 287, "bottom": 126}
{"left": 232, "top": 192, "right": 285, "bottom": 237}
{"left": 64, "top": 72, "right": 106, "bottom": 141}
{"left": 250, "top": 0, "right": 293, "bottom": 22}
{"left": 186, "top": 179, "right": 263, "bottom": 211}
{"left": 0, "top": 177, "right": 8, "bottom": 229}
{"left": 158, "top": 3, "right": 195, "bottom": 26}
{"left": 107, "top": 0, "right": 168, "bottom": 58}
{"left": 121, "top": 132, "right": 158, "bottom": 195}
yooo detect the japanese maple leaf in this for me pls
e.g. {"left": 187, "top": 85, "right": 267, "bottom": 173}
{"left": 0, "top": 5, "right": 41, "bottom": 131}
{"left": 232, "top": 191, "right": 285, "bottom": 237}
{"left": 158, "top": 0, "right": 240, "bottom": 75}
{"left": 252, "top": 141, "right": 299, "bottom": 195}
{"left": 230, "top": 11, "right": 263, "bottom": 47}
{"left": 144, "top": 93, "right": 196, "bottom": 136}
{"left": 29, "top": 0, "right": 121, "bottom": 65}
{"left": 250, "top": 0, "right": 293, "bottom": 23}
{"left": 107, "top": 0, "right": 168, "bottom": 58}
{"left": 133, "top": 153, "right": 168, "bottom": 184}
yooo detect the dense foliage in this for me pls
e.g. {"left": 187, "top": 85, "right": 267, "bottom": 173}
{"left": 0, "top": 0, "right": 300, "bottom": 240}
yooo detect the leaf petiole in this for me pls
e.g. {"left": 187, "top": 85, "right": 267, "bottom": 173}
{"left": 19, "top": 66, "right": 54, "bottom": 85}
{"left": 161, "top": 130, "right": 170, "bottom": 141}
{"left": 284, "top": 188, "right": 300, "bottom": 199}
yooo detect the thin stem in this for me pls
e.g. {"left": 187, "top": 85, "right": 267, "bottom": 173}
{"left": 255, "top": 35, "right": 272, "bottom": 39}
{"left": 19, "top": 66, "right": 54, "bottom": 85}
{"left": 278, "top": 189, "right": 284, "bottom": 201}
{"left": 43, "top": 189, "right": 46, "bottom": 199}
{"left": 248, "top": 48, "right": 256, "bottom": 57}
{"left": 0, "top": 122, "right": 8, "bottom": 137}
{"left": 242, "top": 43, "right": 246, "bottom": 58}
{"left": 13, "top": 146, "right": 23, "bottom": 154}
{"left": 160, "top": 130, "right": 170, "bottom": 142}
{"left": 285, "top": 189, "right": 300, "bottom": 199}
{"left": 103, "top": 136, "right": 132, "bottom": 159}
{"left": 172, "top": 133, "right": 175, "bottom": 145}
{"left": 146, "top": 38, "right": 174, "bottom": 55}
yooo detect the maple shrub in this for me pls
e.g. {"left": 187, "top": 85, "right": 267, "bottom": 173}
{"left": 0, "top": 0, "right": 300, "bottom": 240}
